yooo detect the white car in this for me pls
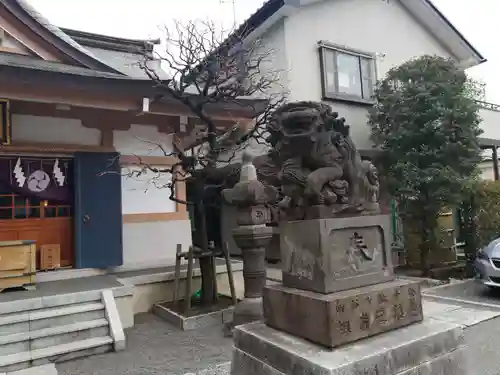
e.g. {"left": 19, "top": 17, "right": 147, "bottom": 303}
{"left": 474, "top": 238, "right": 500, "bottom": 288}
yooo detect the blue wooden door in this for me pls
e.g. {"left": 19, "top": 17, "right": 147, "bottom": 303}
{"left": 74, "top": 151, "right": 123, "bottom": 269}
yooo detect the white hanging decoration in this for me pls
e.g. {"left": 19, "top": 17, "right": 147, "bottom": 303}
{"left": 53, "top": 159, "right": 65, "bottom": 187}
{"left": 27, "top": 170, "right": 50, "bottom": 193}
{"left": 13, "top": 158, "right": 26, "bottom": 188}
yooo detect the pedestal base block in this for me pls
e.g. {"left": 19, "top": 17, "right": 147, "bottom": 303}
{"left": 233, "top": 297, "right": 263, "bottom": 327}
{"left": 280, "top": 215, "right": 394, "bottom": 294}
{"left": 263, "top": 280, "right": 423, "bottom": 348}
{"left": 231, "top": 319, "right": 467, "bottom": 375}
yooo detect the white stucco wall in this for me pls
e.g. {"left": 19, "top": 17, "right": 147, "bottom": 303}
{"left": 281, "top": 0, "right": 457, "bottom": 150}
{"left": 120, "top": 220, "right": 192, "bottom": 269}
{"left": 116, "top": 124, "right": 177, "bottom": 216}
{"left": 217, "top": 20, "right": 288, "bottom": 164}
{"left": 244, "top": 0, "right": 498, "bottom": 148}
{"left": 113, "top": 124, "right": 192, "bottom": 270}
{"left": 479, "top": 107, "right": 500, "bottom": 141}
{"left": 479, "top": 161, "right": 495, "bottom": 181}
{"left": 253, "top": 19, "right": 288, "bottom": 99}
{"left": 120, "top": 167, "right": 176, "bottom": 215}
{"left": 12, "top": 114, "right": 101, "bottom": 145}
{"left": 113, "top": 124, "right": 174, "bottom": 157}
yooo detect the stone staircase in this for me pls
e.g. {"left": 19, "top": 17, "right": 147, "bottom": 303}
{"left": 0, "top": 289, "right": 125, "bottom": 373}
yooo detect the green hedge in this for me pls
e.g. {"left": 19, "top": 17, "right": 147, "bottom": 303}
{"left": 474, "top": 181, "right": 500, "bottom": 248}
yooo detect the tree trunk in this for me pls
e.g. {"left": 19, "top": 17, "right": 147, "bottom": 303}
{"left": 196, "top": 182, "right": 216, "bottom": 306}
{"left": 191, "top": 111, "right": 220, "bottom": 306}
{"left": 462, "top": 194, "right": 478, "bottom": 277}
{"left": 419, "top": 214, "right": 437, "bottom": 277}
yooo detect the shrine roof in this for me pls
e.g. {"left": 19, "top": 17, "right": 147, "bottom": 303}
{"left": 0, "top": 0, "right": 164, "bottom": 78}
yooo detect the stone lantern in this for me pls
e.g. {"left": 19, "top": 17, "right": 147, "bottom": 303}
{"left": 221, "top": 152, "right": 275, "bottom": 328}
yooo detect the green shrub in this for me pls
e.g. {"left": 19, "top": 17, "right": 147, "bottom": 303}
{"left": 474, "top": 181, "right": 500, "bottom": 248}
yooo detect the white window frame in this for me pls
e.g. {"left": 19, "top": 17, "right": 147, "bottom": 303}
{"left": 318, "top": 41, "right": 377, "bottom": 105}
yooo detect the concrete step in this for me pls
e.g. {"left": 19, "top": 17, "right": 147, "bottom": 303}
{"left": 0, "top": 318, "right": 109, "bottom": 346}
{"left": 7, "top": 363, "right": 58, "bottom": 375}
{"left": 0, "top": 289, "right": 124, "bottom": 372}
{"left": 0, "top": 302, "right": 105, "bottom": 336}
{"left": 0, "top": 336, "right": 114, "bottom": 370}
{"left": 32, "top": 323, "right": 109, "bottom": 351}
{"left": 0, "top": 320, "right": 109, "bottom": 357}
{"left": 0, "top": 302, "right": 105, "bottom": 326}
{"left": 31, "top": 306, "right": 106, "bottom": 331}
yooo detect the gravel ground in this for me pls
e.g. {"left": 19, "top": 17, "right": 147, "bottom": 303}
{"left": 55, "top": 307, "right": 500, "bottom": 375}
{"left": 56, "top": 313, "right": 233, "bottom": 375}
{"left": 55, "top": 279, "right": 500, "bottom": 375}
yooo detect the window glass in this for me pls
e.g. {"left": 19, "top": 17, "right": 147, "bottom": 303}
{"left": 360, "top": 58, "right": 374, "bottom": 99}
{"left": 320, "top": 46, "right": 375, "bottom": 101}
{"left": 336, "top": 52, "right": 362, "bottom": 97}
{"left": 322, "top": 49, "right": 336, "bottom": 94}
{"left": 14, "top": 196, "right": 27, "bottom": 219}
{"left": 0, "top": 194, "right": 11, "bottom": 208}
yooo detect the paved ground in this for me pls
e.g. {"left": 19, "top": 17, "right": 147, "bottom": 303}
{"left": 466, "top": 316, "right": 500, "bottom": 375}
{"left": 422, "top": 280, "right": 500, "bottom": 375}
{"left": 56, "top": 313, "right": 233, "bottom": 375}
{"left": 0, "top": 275, "right": 124, "bottom": 303}
{"left": 424, "top": 279, "right": 500, "bottom": 306}
{"left": 54, "top": 296, "right": 500, "bottom": 375}
{"left": 54, "top": 277, "right": 500, "bottom": 375}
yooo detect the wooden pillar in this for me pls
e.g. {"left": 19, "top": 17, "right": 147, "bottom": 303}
{"left": 493, "top": 147, "right": 499, "bottom": 181}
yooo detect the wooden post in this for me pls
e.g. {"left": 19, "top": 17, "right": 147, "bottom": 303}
{"left": 184, "top": 246, "right": 194, "bottom": 313}
{"left": 493, "top": 147, "right": 499, "bottom": 181}
{"left": 212, "top": 256, "right": 219, "bottom": 302}
{"left": 222, "top": 242, "right": 237, "bottom": 305}
{"left": 173, "top": 244, "right": 182, "bottom": 307}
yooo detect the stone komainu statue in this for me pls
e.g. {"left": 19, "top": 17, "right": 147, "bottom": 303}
{"left": 253, "top": 101, "right": 380, "bottom": 219}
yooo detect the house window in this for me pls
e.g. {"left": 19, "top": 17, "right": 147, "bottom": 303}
{"left": 319, "top": 42, "right": 376, "bottom": 103}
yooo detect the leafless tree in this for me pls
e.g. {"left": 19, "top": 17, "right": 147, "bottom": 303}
{"left": 126, "top": 19, "right": 287, "bottom": 306}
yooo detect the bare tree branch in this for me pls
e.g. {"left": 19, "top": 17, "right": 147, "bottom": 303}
{"left": 131, "top": 19, "right": 287, "bottom": 207}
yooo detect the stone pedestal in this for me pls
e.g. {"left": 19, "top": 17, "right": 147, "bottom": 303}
{"left": 229, "top": 102, "right": 467, "bottom": 374}
{"left": 265, "top": 226, "right": 281, "bottom": 263}
{"left": 222, "top": 153, "right": 277, "bottom": 332}
{"left": 263, "top": 216, "right": 424, "bottom": 349}
{"left": 280, "top": 215, "right": 394, "bottom": 294}
{"left": 263, "top": 279, "right": 423, "bottom": 348}
{"left": 232, "top": 223, "right": 274, "bottom": 327}
{"left": 231, "top": 319, "right": 467, "bottom": 375}
{"left": 230, "top": 216, "right": 465, "bottom": 375}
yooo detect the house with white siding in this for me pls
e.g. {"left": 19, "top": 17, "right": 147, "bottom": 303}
{"left": 219, "top": 0, "right": 500, "bottom": 258}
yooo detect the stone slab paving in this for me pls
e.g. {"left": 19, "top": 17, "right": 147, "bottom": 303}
{"left": 465, "top": 316, "right": 500, "bottom": 375}
{"left": 5, "top": 364, "right": 57, "bottom": 375}
{"left": 0, "top": 275, "right": 124, "bottom": 304}
{"left": 422, "top": 280, "right": 500, "bottom": 375}
{"left": 423, "top": 280, "right": 500, "bottom": 307}
{"left": 423, "top": 299, "right": 500, "bottom": 327}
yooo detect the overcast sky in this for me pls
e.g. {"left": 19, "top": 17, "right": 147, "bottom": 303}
{"left": 26, "top": 0, "right": 499, "bottom": 103}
